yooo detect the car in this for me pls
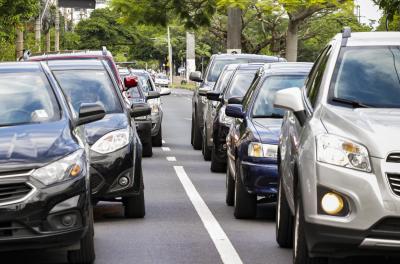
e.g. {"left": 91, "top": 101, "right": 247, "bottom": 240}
{"left": 0, "top": 62, "right": 106, "bottom": 263}
{"left": 46, "top": 59, "right": 150, "bottom": 219}
{"left": 201, "top": 64, "right": 238, "bottom": 161}
{"left": 273, "top": 29, "right": 400, "bottom": 263}
{"left": 154, "top": 74, "right": 169, "bottom": 87}
{"left": 189, "top": 53, "right": 286, "bottom": 151}
{"left": 224, "top": 62, "right": 313, "bottom": 219}
{"left": 206, "top": 63, "right": 266, "bottom": 172}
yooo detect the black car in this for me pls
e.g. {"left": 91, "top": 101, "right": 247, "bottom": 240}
{"left": 189, "top": 54, "right": 286, "bottom": 150}
{"left": 0, "top": 62, "right": 106, "bottom": 263}
{"left": 47, "top": 59, "right": 150, "bottom": 218}
{"left": 206, "top": 63, "right": 266, "bottom": 172}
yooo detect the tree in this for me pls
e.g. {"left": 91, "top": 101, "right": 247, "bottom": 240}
{"left": 374, "top": 0, "right": 400, "bottom": 21}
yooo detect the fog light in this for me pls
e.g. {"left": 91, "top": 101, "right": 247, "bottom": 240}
{"left": 62, "top": 215, "right": 75, "bottom": 227}
{"left": 118, "top": 176, "right": 129, "bottom": 186}
{"left": 321, "top": 192, "right": 344, "bottom": 215}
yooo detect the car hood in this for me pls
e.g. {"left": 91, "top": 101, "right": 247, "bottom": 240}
{"left": 85, "top": 113, "right": 129, "bottom": 145}
{"left": 0, "top": 120, "right": 78, "bottom": 172}
{"left": 321, "top": 105, "right": 400, "bottom": 158}
{"left": 252, "top": 118, "right": 282, "bottom": 144}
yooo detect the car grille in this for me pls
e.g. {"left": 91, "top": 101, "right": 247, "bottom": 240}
{"left": 0, "top": 222, "right": 28, "bottom": 237}
{"left": 372, "top": 218, "right": 400, "bottom": 233}
{"left": 0, "top": 183, "right": 33, "bottom": 204}
{"left": 387, "top": 153, "right": 400, "bottom": 163}
{"left": 90, "top": 168, "right": 105, "bottom": 194}
{"left": 387, "top": 173, "right": 400, "bottom": 196}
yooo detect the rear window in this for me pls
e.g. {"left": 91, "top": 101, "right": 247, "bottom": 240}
{"left": 225, "top": 70, "right": 257, "bottom": 98}
{"left": 0, "top": 71, "right": 60, "bottom": 127}
{"left": 53, "top": 70, "right": 122, "bottom": 115}
{"left": 214, "top": 70, "right": 234, "bottom": 92}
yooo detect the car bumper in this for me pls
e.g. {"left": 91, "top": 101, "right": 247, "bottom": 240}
{"left": 135, "top": 119, "right": 152, "bottom": 144}
{"left": 150, "top": 112, "right": 162, "bottom": 136}
{"left": 213, "top": 124, "right": 230, "bottom": 164}
{"left": 301, "top": 157, "right": 400, "bottom": 257}
{"left": 240, "top": 160, "right": 278, "bottom": 196}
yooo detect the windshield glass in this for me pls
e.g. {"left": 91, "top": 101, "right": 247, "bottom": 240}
{"left": 53, "top": 70, "right": 122, "bottom": 115}
{"left": 214, "top": 70, "right": 234, "bottom": 92}
{"left": 137, "top": 74, "right": 154, "bottom": 92}
{"left": 252, "top": 75, "right": 307, "bottom": 117}
{"left": 0, "top": 72, "right": 60, "bottom": 127}
{"left": 225, "top": 71, "right": 256, "bottom": 98}
{"left": 332, "top": 47, "right": 400, "bottom": 107}
{"left": 157, "top": 75, "right": 168, "bottom": 80}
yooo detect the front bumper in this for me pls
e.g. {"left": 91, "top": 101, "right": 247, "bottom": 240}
{"left": 240, "top": 160, "right": 278, "bottom": 196}
{"left": 135, "top": 119, "right": 152, "bottom": 144}
{"left": 150, "top": 111, "right": 162, "bottom": 136}
{"left": 301, "top": 157, "right": 400, "bottom": 257}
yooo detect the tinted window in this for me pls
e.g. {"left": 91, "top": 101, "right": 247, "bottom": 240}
{"left": 54, "top": 70, "right": 122, "bottom": 115}
{"left": 226, "top": 71, "right": 257, "bottom": 98}
{"left": 252, "top": 75, "right": 308, "bottom": 117}
{"left": 332, "top": 47, "right": 400, "bottom": 107}
{"left": 214, "top": 69, "right": 234, "bottom": 92}
{"left": 0, "top": 71, "right": 60, "bottom": 126}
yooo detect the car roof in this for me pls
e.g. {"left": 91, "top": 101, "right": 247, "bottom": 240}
{"left": 46, "top": 59, "right": 106, "bottom": 71}
{"left": 29, "top": 50, "right": 113, "bottom": 61}
{"left": 334, "top": 32, "right": 400, "bottom": 47}
{"left": 0, "top": 62, "right": 43, "bottom": 72}
{"left": 237, "top": 63, "right": 268, "bottom": 71}
{"left": 261, "top": 62, "right": 313, "bottom": 75}
{"left": 212, "top": 53, "right": 284, "bottom": 62}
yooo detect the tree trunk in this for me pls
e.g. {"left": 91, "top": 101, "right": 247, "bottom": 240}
{"left": 15, "top": 27, "right": 24, "bottom": 60}
{"left": 55, "top": 5, "right": 60, "bottom": 52}
{"left": 227, "top": 7, "right": 242, "bottom": 52}
{"left": 286, "top": 19, "right": 299, "bottom": 62}
{"left": 46, "top": 31, "right": 51, "bottom": 52}
{"left": 35, "top": 16, "right": 41, "bottom": 52}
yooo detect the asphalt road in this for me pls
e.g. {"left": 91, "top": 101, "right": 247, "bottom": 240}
{"left": 1, "top": 89, "right": 398, "bottom": 264}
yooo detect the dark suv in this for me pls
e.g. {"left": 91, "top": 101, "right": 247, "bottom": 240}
{"left": 189, "top": 54, "right": 285, "bottom": 150}
{"left": 0, "top": 62, "right": 106, "bottom": 263}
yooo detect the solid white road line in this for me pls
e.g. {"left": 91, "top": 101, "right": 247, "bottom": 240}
{"left": 166, "top": 156, "right": 177, "bottom": 161}
{"left": 161, "top": 147, "right": 171, "bottom": 152}
{"left": 184, "top": 118, "right": 192, "bottom": 121}
{"left": 173, "top": 166, "right": 243, "bottom": 264}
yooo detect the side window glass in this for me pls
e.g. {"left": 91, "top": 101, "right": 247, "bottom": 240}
{"left": 306, "top": 46, "right": 332, "bottom": 107}
{"left": 242, "top": 76, "right": 260, "bottom": 111}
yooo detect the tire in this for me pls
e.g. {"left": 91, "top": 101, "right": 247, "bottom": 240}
{"left": 234, "top": 160, "right": 257, "bottom": 219}
{"left": 152, "top": 126, "right": 162, "bottom": 147}
{"left": 191, "top": 113, "right": 194, "bottom": 146}
{"left": 142, "top": 136, "right": 153, "bottom": 157}
{"left": 192, "top": 110, "right": 202, "bottom": 150}
{"left": 225, "top": 166, "right": 235, "bottom": 206}
{"left": 276, "top": 177, "right": 294, "bottom": 248}
{"left": 211, "top": 145, "right": 226, "bottom": 172}
{"left": 68, "top": 207, "right": 95, "bottom": 264}
{"left": 202, "top": 126, "right": 211, "bottom": 161}
{"left": 124, "top": 189, "right": 145, "bottom": 218}
{"left": 293, "top": 188, "right": 327, "bottom": 264}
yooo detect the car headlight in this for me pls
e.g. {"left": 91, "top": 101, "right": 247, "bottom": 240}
{"left": 316, "top": 134, "right": 371, "bottom": 172}
{"left": 31, "top": 149, "right": 86, "bottom": 186}
{"left": 91, "top": 128, "right": 130, "bottom": 154}
{"left": 150, "top": 103, "right": 159, "bottom": 114}
{"left": 248, "top": 142, "right": 278, "bottom": 158}
{"left": 219, "top": 106, "right": 234, "bottom": 125}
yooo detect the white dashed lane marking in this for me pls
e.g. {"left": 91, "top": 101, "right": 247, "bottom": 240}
{"left": 162, "top": 147, "right": 171, "bottom": 152}
{"left": 166, "top": 156, "right": 177, "bottom": 162}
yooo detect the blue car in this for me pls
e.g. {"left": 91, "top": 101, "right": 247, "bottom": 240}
{"left": 225, "top": 62, "right": 313, "bottom": 219}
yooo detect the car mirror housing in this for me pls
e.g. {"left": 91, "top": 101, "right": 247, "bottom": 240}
{"left": 274, "top": 87, "right": 306, "bottom": 125}
{"left": 206, "top": 91, "right": 221, "bottom": 101}
{"left": 228, "top": 97, "right": 243, "bottom": 104}
{"left": 160, "top": 88, "right": 171, "bottom": 96}
{"left": 131, "top": 103, "right": 151, "bottom": 118}
{"left": 76, "top": 103, "right": 106, "bottom": 126}
{"left": 226, "top": 104, "right": 245, "bottom": 119}
{"left": 146, "top": 91, "right": 161, "bottom": 100}
{"left": 189, "top": 71, "right": 203, "bottom": 82}
{"left": 198, "top": 87, "right": 209, "bottom": 96}
{"left": 124, "top": 76, "right": 138, "bottom": 90}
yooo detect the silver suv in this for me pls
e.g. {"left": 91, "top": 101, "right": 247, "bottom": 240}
{"left": 274, "top": 28, "right": 400, "bottom": 263}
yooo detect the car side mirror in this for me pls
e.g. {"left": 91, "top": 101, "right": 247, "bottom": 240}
{"left": 198, "top": 87, "right": 209, "bottom": 96}
{"left": 226, "top": 104, "right": 245, "bottom": 119}
{"left": 131, "top": 103, "right": 151, "bottom": 118}
{"left": 228, "top": 97, "right": 243, "bottom": 104}
{"left": 160, "top": 88, "right": 171, "bottom": 96}
{"left": 274, "top": 87, "right": 306, "bottom": 125}
{"left": 76, "top": 103, "right": 106, "bottom": 126}
{"left": 146, "top": 91, "right": 161, "bottom": 100}
{"left": 206, "top": 91, "right": 221, "bottom": 101}
{"left": 189, "top": 71, "right": 203, "bottom": 83}
{"left": 124, "top": 76, "right": 138, "bottom": 90}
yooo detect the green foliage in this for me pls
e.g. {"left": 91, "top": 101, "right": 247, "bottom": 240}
{"left": 62, "top": 32, "right": 81, "bottom": 50}
{"left": 0, "top": 0, "right": 39, "bottom": 27}
{"left": 374, "top": 0, "right": 400, "bottom": 20}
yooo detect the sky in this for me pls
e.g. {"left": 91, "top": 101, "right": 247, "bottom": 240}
{"left": 355, "top": 0, "right": 383, "bottom": 28}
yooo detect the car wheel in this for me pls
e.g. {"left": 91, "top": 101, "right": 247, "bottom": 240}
{"left": 142, "top": 134, "right": 153, "bottom": 157}
{"left": 234, "top": 160, "right": 257, "bottom": 219}
{"left": 124, "top": 189, "right": 145, "bottom": 218}
{"left": 152, "top": 126, "right": 163, "bottom": 147}
{"left": 211, "top": 145, "right": 225, "bottom": 172}
{"left": 225, "top": 166, "right": 235, "bottom": 206}
{"left": 293, "top": 188, "right": 327, "bottom": 264}
{"left": 67, "top": 206, "right": 95, "bottom": 264}
{"left": 276, "top": 177, "right": 294, "bottom": 248}
{"left": 191, "top": 113, "right": 194, "bottom": 146}
{"left": 202, "top": 126, "right": 211, "bottom": 161}
{"left": 192, "top": 111, "right": 202, "bottom": 150}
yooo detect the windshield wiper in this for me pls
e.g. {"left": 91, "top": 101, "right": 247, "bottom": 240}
{"left": 253, "top": 113, "right": 283, "bottom": 118}
{"left": 332, "top": 97, "right": 372, "bottom": 108}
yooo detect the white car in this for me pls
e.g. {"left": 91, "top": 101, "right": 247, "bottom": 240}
{"left": 155, "top": 74, "right": 169, "bottom": 87}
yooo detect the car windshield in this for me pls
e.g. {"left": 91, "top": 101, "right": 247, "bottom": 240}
{"left": 53, "top": 70, "right": 122, "bottom": 115}
{"left": 252, "top": 75, "right": 307, "bottom": 118}
{"left": 332, "top": 47, "right": 400, "bottom": 108}
{"left": 0, "top": 71, "right": 60, "bottom": 127}
{"left": 157, "top": 75, "right": 168, "bottom": 80}
{"left": 126, "top": 87, "right": 142, "bottom": 99}
{"left": 225, "top": 70, "right": 257, "bottom": 99}
{"left": 214, "top": 70, "right": 234, "bottom": 92}
{"left": 137, "top": 74, "right": 154, "bottom": 92}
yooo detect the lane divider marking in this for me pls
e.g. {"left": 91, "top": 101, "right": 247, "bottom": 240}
{"left": 162, "top": 140, "right": 166, "bottom": 144}
{"left": 162, "top": 147, "right": 171, "bottom": 152}
{"left": 184, "top": 118, "right": 192, "bottom": 121}
{"left": 166, "top": 156, "right": 177, "bottom": 161}
{"left": 173, "top": 166, "right": 243, "bottom": 264}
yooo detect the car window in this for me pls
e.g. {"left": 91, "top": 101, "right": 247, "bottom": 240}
{"left": 252, "top": 75, "right": 308, "bottom": 117}
{"left": 138, "top": 75, "right": 153, "bottom": 92}
{"left": 0, "top": 71, "right": 60, "bottom": 126}
{"left": 214, "top": 69, "right": 234, "bottom": 92}
{"left": 225, "top": 70, "right": 257, "bottom": 99}
{"left": 331, "top": 47, "right": 400, "bottom": 108}
{"left": 306, "top": 46, "right": 331, "bottom": 107}
{"left": 126, "top": 87, "right": 142, "bottom": 99}
{"left": 53, "top": 70, "right": 123, "bottom": 115}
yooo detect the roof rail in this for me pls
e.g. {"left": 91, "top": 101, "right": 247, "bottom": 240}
{"left": 341, "top": 27, "right": 351, "bottom": 47}
{"left": 102, "top": 46, "right": 108, "bottom": 56}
